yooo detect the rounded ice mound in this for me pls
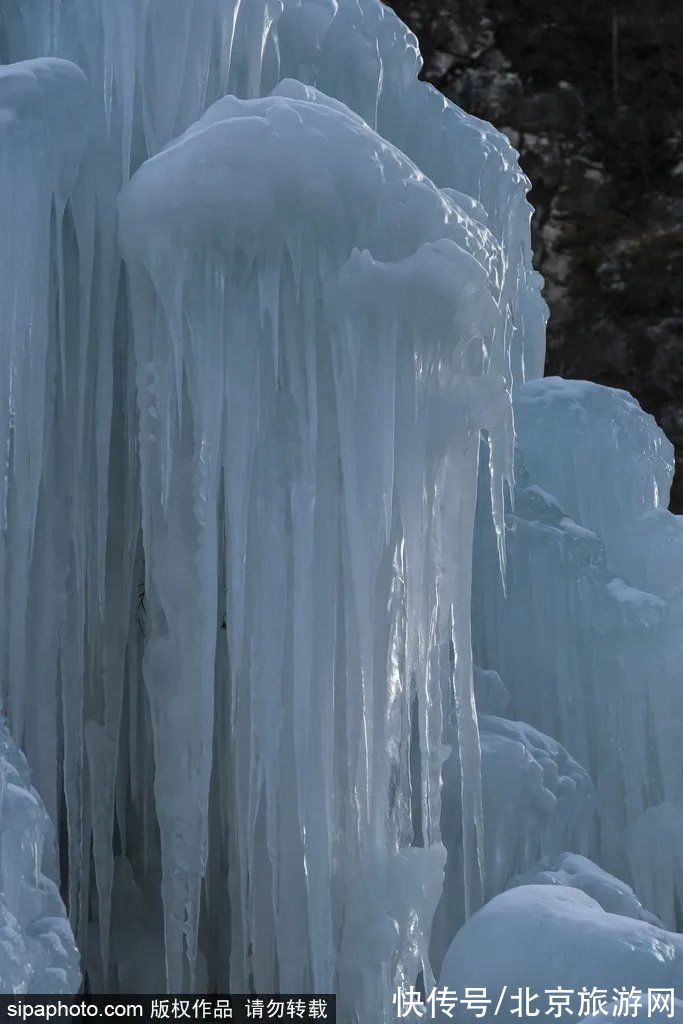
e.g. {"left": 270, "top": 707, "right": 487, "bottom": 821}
{"left": 118, "top": 84, "right": 503, "bottom": 305}
{"left": 0, "top": 721, "right": 80, "bottom": 993}
{"left": 431, "top": 716, "right": 593, "bottom": 973}
{"left": 0, "top": 57, "right": 87, "bottom": 133}
{"left": 453, "top": 716, "right": 593, "bottom": 892}
{"left": 0, "top": 58, "right": 91, "bottom": 197}
{"left": 508, "top": 852, "right": 662, "bottom": 926}
{"left": 514, "top": 378, "right": 674, "bottom": 541}
{"left": 440, "top": 886, "right": 683, "bottom": 1024}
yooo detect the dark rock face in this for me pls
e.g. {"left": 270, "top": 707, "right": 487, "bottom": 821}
{"left": 386, "top": 0, "right": 683, "bottom": 510}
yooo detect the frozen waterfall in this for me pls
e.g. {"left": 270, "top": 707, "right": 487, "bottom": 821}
{"left": 0, "top": 0, "right": 681, "bottom": 1019}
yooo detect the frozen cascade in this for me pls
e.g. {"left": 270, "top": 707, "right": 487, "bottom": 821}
{"left": 117, "top": 83, "right": 515, "bottom": 1008}
{"left": 0, "top": 0, "right": 548, "bottom": 1009}
{"left": 472, "top": 378, "right": 683, "bottom": 927}
{"left": 1, "top": 0, "right": 547, "bottom": 382}
{"left": 3, "top": 0, "right": 683, "bottom": 1013}
{"left": 0, "top": 54, "right": 115, "bottom": 971}
{"left": 0, "top": 56, "right": 90, "bottom": 798}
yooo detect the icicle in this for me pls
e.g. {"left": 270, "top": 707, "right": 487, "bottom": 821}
{"left": 1, "top": 0, "right": 549, "bottom": 1001}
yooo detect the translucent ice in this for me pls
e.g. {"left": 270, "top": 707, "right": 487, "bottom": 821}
{"left": 0, "top": 56, "right": 91, "bottom": 751}
{"left": 117, "top": 82, "right": 514, "bottom": 1009}
{"left": 3, "top": 0, "right": 682, "bottom": 1013}
{"left": 0, "top": 1, "right": 549, "bottom": 1004}
{"left": 0, "top": 56, "right": 106, "bottom": 966}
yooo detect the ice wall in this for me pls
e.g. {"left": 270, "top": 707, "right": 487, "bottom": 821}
{"left": 1, "top": 0, "right": 546, "bottom": 381}
{"left": 0, "top": 56, "right": 89, "bottom": 788}
{"left": 0, "top": 0, "right": 547, "bottom": 1010}
{"left": 473, "top": 378, "right": 683, "bottom": 927}
{"left": 117, "top": 82, "right": 513, "bottom": 1007}
{"left": 0, "top": 54, "right": 104, "bottom": 970}
{"left": 3, "top": 0, "right": 683, "bottom": 1012}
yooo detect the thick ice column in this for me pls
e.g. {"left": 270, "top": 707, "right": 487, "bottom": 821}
{"left": 0, "top": 52, "right": 136, "bottom": 983}
{"left": 119, "top": 86, "right": 511, "bottom": 1010}
{"left": 0, "top": 58, "right": 88, "bottom": 746}
{"left": 0, "top": 59, "right": 103, "bottom": 951}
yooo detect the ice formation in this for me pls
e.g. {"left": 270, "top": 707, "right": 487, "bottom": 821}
{"left": 0, "top": 0, "right": 541, "bottom": 1008}
{"left": 441, "top": 886, "right": 683, "bottom": 1023}
{"left": 473, "top": 379, "right": 683, "bottom": 898}
{"left": 507, "top": 853, "right": 663, "bottom": 926}
{"left": 431, "top": 716, "right": 593, "bottom": 974}
{"left": 117, "top": 80, "right": 512, "bottom": 1001}
{"left": 0, "top": 0, "right": 682, "bottom": 1017}
{"left": 0, "top": 720, "right": 80, "bottom": 992}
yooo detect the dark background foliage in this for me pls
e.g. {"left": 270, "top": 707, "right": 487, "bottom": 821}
{"left": 386, "top": 0, "right": 683, "bottom": 510}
